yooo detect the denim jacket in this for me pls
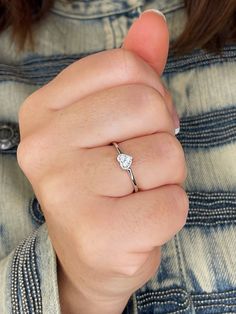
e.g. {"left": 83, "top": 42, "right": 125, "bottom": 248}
{"left": 0, "top": 0, "right": 236, "bottom": 313}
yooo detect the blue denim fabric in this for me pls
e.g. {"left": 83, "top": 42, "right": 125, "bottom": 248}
{"left": 0, "top": 0, "right": 236, "bottom": 313}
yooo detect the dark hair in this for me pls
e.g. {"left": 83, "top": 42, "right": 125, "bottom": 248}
{"left": 173, "top": 0, "right": 236, "bottom": 53}
{"left": 0, "top": 0, "right": 236, "bottom": 53}
{"left": 0, "top": 0, "right": 54, "bottom": 49}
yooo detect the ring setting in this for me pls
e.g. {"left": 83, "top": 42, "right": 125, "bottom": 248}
{"left": 112, "top": 142, "right": 139, "bottom": 193}
{"left": 117, "top": 153, "right": 133, "bottom": 170}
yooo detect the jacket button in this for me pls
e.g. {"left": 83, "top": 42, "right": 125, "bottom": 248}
{"left": 0, "top": 122, "right": 20, "bottom": 151}
{"left": 29, "top": 197, "right": 45, "bottom": 225}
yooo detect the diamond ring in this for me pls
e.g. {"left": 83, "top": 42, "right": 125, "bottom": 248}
{"left": 112, "top": 142, "right": 139, "bottom": 193}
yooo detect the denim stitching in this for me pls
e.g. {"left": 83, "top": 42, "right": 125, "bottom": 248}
{"left": 194, "top": 297, "right": 236, "bottom": 303}
{"left": 137, "top": 301, "right": 191, "bottom": 313}
{"left": 50, "top": 1, "right": 144, "bottom": 20}
{"left": 137, "top": 300, "right": 189, "bottom": 307}
{"left": 175, "top": 234, "right": 189, "bottom": 289}
{"left": 136, "top": 290, "right": 188, "bottom": 299}
{"left": 177, "top": 106, "right": 236, "bottom": 149}
{"left": 195, "top": 304, "right": 236, "bottom": 309}
{"left": 50, "top": 0, "right": 185, "bottom": 18}
{"left": 0, "top": 53, "right": 98, "bottom": 85}
{"left": 136, "top": 289, "right": 236, "bottom": 311}
{"left": 193, "top": 290, "right": 236, "bottom": 298}
{"left": 135, "top": 191, "right": 236, "bottom": 311}
{"left": 0, "top": 45, "right": 235, "bottom": 85}
{"left": 186, "top": 191, "right": 236, "bottom": 226}
{"left": 11, "top": 231, "right": 42, "bottom": 314}
{"left": 11, "top": 241, "right": 25, "bottom": 313}
{"left": 165, "top": 46, "right": 236, "bottom": 74}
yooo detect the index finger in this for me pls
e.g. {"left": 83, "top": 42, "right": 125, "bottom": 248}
{"left": 19, "top": 49, "right": 174, "bottom": 137}
{"left": 27, "top": 49, "right": 166, "bottom": 111}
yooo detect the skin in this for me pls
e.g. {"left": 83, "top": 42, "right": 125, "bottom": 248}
{"left": 17, "top": 11, "right": 189, "bottom": 314}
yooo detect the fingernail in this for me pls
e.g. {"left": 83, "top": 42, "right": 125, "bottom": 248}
{"left": 175, "top": 127, "right": 180, "bottom": 135}
{"left": 172, "top": 107, "right": 180, "bottom": 135}
{"left": 140, "top": 9, "right": 166, "bottom": 21}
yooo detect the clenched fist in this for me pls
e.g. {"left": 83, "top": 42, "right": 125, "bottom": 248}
{"left": 17, "top": 11, "right": 188, "bottom": 314}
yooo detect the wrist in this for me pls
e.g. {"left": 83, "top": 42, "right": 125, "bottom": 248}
{"left": 58, "top": 261, "right": 130, "bottom": 314}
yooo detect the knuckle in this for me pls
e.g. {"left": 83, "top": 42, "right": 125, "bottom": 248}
{"left": 17, "top": 137, "right": 35, "bottom": 174}
{"left": 18, "top": 97, "right": 32, "bottom": 123}
{"left": 18, "top": 103, "right": 26, "bottom": 123}
{"left": 16, "top": 133, "right": 47, "bottom": 178}
{"left": 114, "top": 253, "right": 150, "bottom": 277}
{"left": 16, "top": 141, "right": 25, "bottom": 170}
{"left": 117, "top": 265, "right": 141, "bottom": 277}
{"left": 123, "top": 85, "right": 166, "bottom": 135}
{"left": 18, "top": 91, "right": 41, "bottom": 121}
{"left": 115, "top": 49, "right": 165, "bottom": 97}
{"left": 122, "top": 252, "right": 160, "bottom": 278}
{"left": 137, "top": 85, "right": 165, "bottom": 120}
{"left": 18, "top": 92, "right": 43, "bottom": 137}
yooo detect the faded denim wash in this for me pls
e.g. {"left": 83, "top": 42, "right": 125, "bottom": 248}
{"left": 0, "top": 0, "right": 236, "bottom": 313}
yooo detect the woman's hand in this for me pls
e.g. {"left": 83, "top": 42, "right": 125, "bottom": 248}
{"left": 17, "top": 11, "right": 188, "bottom": 314}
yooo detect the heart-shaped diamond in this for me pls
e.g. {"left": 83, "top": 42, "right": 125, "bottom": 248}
{"left": 117, "top": 153, "right": 133, "bottom": 170}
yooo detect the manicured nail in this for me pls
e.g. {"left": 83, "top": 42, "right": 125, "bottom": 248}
{"left": 140, "top": 9, "right": 166, "bottom": 21}
{"left": 175, "top": 127, "right": 180, "bottom": 135}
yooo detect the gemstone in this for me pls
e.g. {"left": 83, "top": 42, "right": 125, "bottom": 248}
{"left": 117, "top": 153, "right": 133, "bottom": 170}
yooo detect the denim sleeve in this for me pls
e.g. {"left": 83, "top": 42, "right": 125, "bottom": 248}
{"left": 122, "top": 297, "right": 137, "bottom": 314}
{"left": 0, "top": 224, "right": 61, "bottom": 313}
{"left": 121, "top": 289, "right": 139, "bottom": 314}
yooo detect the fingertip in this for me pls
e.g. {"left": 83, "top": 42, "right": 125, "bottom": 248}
{"left": 140, "top": 9, "right": 166, "bottom": 22}
{"left": 122, "top": 10, "right": 169, "bottom": 75}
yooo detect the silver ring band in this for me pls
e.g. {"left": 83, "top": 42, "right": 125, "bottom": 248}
{"left": 112, "top": 142, "right": 139, "bottom": 193}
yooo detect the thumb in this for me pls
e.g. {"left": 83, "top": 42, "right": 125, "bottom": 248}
{"left": 122, "top": 9, "right": 169, "bottom": 76}
{"left": 122, "top": 10, "right": 180, "bottom": 133}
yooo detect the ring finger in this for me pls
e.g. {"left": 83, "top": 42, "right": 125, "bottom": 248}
{"left": 80, "top": 132, "right": 187, "bottom": 197}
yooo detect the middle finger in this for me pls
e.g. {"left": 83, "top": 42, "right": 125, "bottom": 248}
{"left": 46, "top": 84, "right": 175, "bottom": 149}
